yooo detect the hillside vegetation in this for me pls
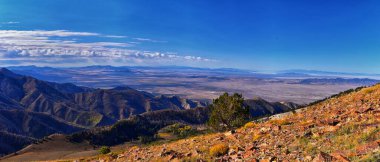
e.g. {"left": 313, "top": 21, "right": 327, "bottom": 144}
{"left": 92, "top": 84, "right": 380, "bottom": 161}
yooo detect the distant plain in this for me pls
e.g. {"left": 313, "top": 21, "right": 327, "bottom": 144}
{"left": 8, "top": 66, "right": 379, "bottom": 104}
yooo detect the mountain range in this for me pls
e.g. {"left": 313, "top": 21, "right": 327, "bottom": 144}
{"left": 0, "top": 68, "right": 207, "bottom": 156}
{"left": 0, "top": 68, "right": 299, "bottom": 157}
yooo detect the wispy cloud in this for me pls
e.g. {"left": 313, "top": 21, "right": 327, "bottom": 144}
{"left": 133, "top": 37, "right": 167, "bottom": 43}
{"left": 104, "top": 35, "right": 127, "bottom": 38}
{"left": 0, "top": 30, "right": 99, "bottom": 37}
{"left": 0, "top": 30, "right": 212, "bottom": 66}
{"left": 1, "top": 21, "right": 20, "bottom": 24}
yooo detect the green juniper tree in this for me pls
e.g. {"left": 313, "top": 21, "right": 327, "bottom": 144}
{"left": 208, "top": 93, "right": 250, "bottom": 131}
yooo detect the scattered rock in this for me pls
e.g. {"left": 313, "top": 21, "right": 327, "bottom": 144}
{"left": 224, "top": 130, "right": 236, "bottom": 136}
{"left": 305, "top": 155, "right": 313, "bottom": 161}
{"left": 330, "top": 152, "right": 350, "bottom": 162}
{"left": 117, "top": 154, "right": 125, "bottom": 160}
{"left": 312, "top": 152, "right": 333, "bottom": 162}
{"left": 246, "top": 145, "right": 258, "bottom": 151}
{"left": 237, "top": 146, "right": 245, "bottom": 152}
{"left": 228, "top": 149, "right": 237, "bottom": 156}
{"left": 260, "top": 127, "right": 270, "bottom": 134}
{"left": 356, "top": 141, "right": 380, "bottom": 155}
{"left": 272, "top": 125, "right": 281, "bottom": 131}
{"left": 355, "top": 107, "right": 374, "bottom": 113}
{"left": 302, "top": 130, "right": 312, "bottom": 137}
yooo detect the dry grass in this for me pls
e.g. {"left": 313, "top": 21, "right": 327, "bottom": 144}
{"left": 243, "top": 122, "right": 256, "bottom": 129}
{"left": 209, "top": 144, "right": 229, "bottom": 157}
{"left": 269, "top": 118, "right": 292, "bottom": 126}
{"left": 157, "top": 132, "right": 174, "bottom": 139}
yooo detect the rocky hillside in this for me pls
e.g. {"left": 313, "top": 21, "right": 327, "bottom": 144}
{"left": 94, "top": 84, "right": 380, "bottom": 161}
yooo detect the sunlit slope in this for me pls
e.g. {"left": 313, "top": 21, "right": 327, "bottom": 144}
{"left": 101, "top": 84, "right": 380, "bottom": 161}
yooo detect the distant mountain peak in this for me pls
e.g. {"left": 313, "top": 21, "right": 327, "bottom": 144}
{"left": 0, "top": 68, "right": 13, "bottom": 74}
{"left": 0, "top": 68, "right": 21, "bottom": 78}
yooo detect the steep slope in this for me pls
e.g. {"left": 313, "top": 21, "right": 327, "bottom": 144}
{"left": 0, "top": 68, "right": 26, "bottom": 101}
{"left": 95, "top": 84, "right": 380, "bottom": 161}
{"left": 0, "top": 68, "right": 99, "bottom": 127}
{"left": 0, "top": 93, "right": 22, "bottom": 109}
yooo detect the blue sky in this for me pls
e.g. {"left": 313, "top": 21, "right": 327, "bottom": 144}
{"left": 0, "top": 0, "right": 379, "bottom": 73}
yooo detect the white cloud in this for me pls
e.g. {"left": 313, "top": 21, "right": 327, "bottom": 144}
{"left": 0, "top": 30, "right": 212, "bottom": 66}
{"left": 133, "top": 37, "right": 167, "bottom": 43}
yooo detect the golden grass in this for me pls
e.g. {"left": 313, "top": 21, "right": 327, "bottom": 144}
{"left": 243, "top": 122, "right": 256, "bottom": 129}
{"left": 209, "top": 143, "right": 229, "bottom": 157}
{"left": 269, "top": 119, "right": 292, "bottom": 126}
{"left": 362, "top": 84, "right": 380, "bottom": 94}
{"left": 252, "top": 133, "right": 262, "bottom": 141}
{"left": 157, "top": 132, "right": 173, "bottom": 139}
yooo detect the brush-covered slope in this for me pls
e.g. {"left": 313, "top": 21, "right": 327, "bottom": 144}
{"left": 98, "top": 84, "right": 380, "bottom": 161}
